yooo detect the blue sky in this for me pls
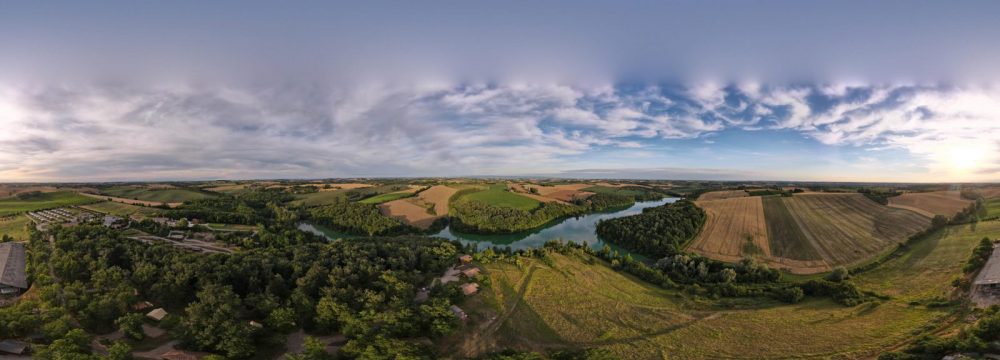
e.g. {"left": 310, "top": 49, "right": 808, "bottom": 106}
{"left": 0, "top": 1, "right": 998, "bottom": 182}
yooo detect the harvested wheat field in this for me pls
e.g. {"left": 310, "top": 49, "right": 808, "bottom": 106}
{"left": 975, "top": 187, "right": 1000, "bottom": 199}
{"left": 322, "top": 183, "right": 373, "bottom": 191}
{"left": 689, "top": 194, "right": 931, "bottom": 274}
{"left": 697, "top": 190, "right": 749, "bottom": 201}
{"left": 888, "top": 190, "right": 973, "bottom": 218}
{"left": 784, "top": 193, "right": 931, "bottom": 266}
{"left": 519, "top": 183, "right": 594, "bottom": 202}
{"left": 688, "top": 197, "right": 769, "bottom": 261}
{"left": 0, "top": 185, "right": 59, "bottom": 198}
{"left": 379, "top": 185, "right": 459, "bottom": 228}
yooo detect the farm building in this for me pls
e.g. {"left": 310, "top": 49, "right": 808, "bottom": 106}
{"left": 146, "top": 308, "right": 168, "bottom": 321}
{"left": 0, "top": 242, "right": 28, "bottom": 295}
{"left": 461, "top": 267, "right": 480, "bottom": 277}
{"left": 450, "top": 305, "right": 468, "bottom": 321}
{"left": 975, "top": 243, "right": 1000, "bottom": 292}
{"left": 462, "top": 283, "right": 479, "bottom": 296}
{"left": 0, "top": 339, "right": 29, "bottom": 355}
{"left": 132, "top": 301, "right": 154, "bottom": 311}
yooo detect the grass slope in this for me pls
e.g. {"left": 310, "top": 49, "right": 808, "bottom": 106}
{"left": 0, "top": 191, "right": 99, "bottom": 216}
{"left": 0, "top": 215, "right": 31, "bottom": 240}
{"left": 358, "top": 191, "right": 415, "bottom": 205}
{"left": 448, "top": 241, "right": 977, "bottom": 359}
{"left": 460, "top": 184, "right": 541, "bottom": 211}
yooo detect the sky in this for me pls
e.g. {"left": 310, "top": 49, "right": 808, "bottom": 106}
{"left": 1, "top": 1, "right": 999, "bottom": 182}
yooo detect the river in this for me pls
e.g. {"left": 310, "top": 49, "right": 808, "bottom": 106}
{"left": 298, "top": 197, "right": 677, "bottom": 258}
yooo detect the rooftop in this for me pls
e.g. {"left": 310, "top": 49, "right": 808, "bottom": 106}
{"left": 974, "top": 243, "right": 1000, "bottom": 286}
{"left": 0, "top": 242, "right": 28, "bottom": 290}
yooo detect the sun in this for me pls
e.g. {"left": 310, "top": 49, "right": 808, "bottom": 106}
{"left": 946, "top": 144, "right": 987, "bottom": 172}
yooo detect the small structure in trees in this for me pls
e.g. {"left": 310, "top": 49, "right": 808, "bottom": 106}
{"left": 146, "top": 308, "right": 168, "bottom": 321}
{"left": 461, "top": 283, "right": 479, "bottom": 296}
{"left": 459, "top": 254, "right": 473, "bottom": 264}
{"left": 0, "top": 339, "right": 29, "bottom": 355}
{"left": 0, "top": 242, "right": 27, "bottom": 296}
{"left": 450, "top": 305, "right": 468, "bottom": 321}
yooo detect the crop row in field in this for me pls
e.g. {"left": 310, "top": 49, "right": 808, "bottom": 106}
{"left": 687, "top": 193, "right": 930, "bottom": 274}
{"left": 379, "top": 185, "right": 460, "bottom": 229}
{"left": 446, "top": 221, "right": 997, "bottom": 359}
{"left": 887, "top": 190, "right": 972, "bottom": 218}
{"left": 0, "top": 191, "right": 100, "bottom": 216}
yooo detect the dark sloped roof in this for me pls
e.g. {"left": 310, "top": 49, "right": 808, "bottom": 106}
{"left": 0, "top": 339, "right": 29, "bottom": 354}
{"left": 0, "top": 242, "right": 28, "bottom": 289}
{"left": 975, "top": 244, "right": 1000, "bottom": 286}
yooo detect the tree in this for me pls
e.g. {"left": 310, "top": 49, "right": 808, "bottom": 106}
{"left": 825, "top": 267, "right": 850, "bottom": 282}
{"left": 115, "top": 313, "right": 145, "bottom": 341}
{"left": 104, "top": 341, "right": 133, "bottom": 360}
{"left": 35, "top": 328, "right": 95, "bottom": 360}
{"left": 266, "top": 307, "right": 297, "bottom": 333}
{"left": 286, "top": 336, "right": 333, "bottom": 360}
{"left": 178, "top": 285, "right": 255, "bottom": 358}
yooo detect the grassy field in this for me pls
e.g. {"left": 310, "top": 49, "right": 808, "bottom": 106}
{"left": 0, "top": 191, "right": 99, "bottom": 216}
{"left": 855, "top": 220, "right": 1000, "bottom": 303}
{"left": 697, "top": 190, "right": 749, "bottom": 201}
{"left": 985, "top": 198, "right": 1000, "bottom": 218}
{"left": 762, "top": 196, "right": 820, "bottom": 261}
{"left": 459, "top": 184, "right": 541, "bottom": 210}
{"left": 444, "top": 221, "right": 1000, "bottom": 358}
{"left": 205, "top": 223, "right": 258, "bottom": 232}
{"left": 81, "top": 201, "right": 159, "bottom": 218}
{"left": 0, "top": 215, "right": 31, "bottom": 241}
{"left": 358, "top": 191, "right": 415, "bottom": 204}
{"left": 101, "top": 186, "right": 213, "bottom": 203}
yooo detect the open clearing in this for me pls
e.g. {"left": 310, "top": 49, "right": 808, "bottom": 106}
{"left": 81, "top": 201, "right": 159, "bottom": 218}
{"left": 459, "top": 184, "right": 541, "bottom": 211}
{"left": 358, "top": 187, "right": 419, "bottom": 205}
{"left": 688, "top": 194, "right": 930, "bottom": 274}
{"left": 442, "top": 224, "right": 997, "bottom": 360}
{"left": 100, "top": 186, "right": 213, "bottom": 203}
{"left": 0, "top": 215, "right": 31, "bottom": 240}
{"left": 697, "top": 190, "right": 749, "bottom": 201}
{"left": 519, "top": 183, "right": 594, "bottom": 202}
{"left": 0, "top": 191, "right": 99, "bottom": 216}
{"left": 379, "top": 185, "right": 459, "bottom": 228}
{"left": 888, "top": 190, "right": 973, "bottom": 218}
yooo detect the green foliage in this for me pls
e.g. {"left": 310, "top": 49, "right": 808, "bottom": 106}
{"left": 178, "top": 284, "right": 256, "bottom": 358}
{"left": 357, "top": 191, "right": 416, "bottom": 204}
{"left": 35, "top": 328, "right": 96, "bottom": 360}
{"left": 857, "top": 188, "right": 901, "bottom": 205}
{"left": 308, "top": 197, "right": 414, "bottom": 235}
{"left": 161, "top": 189, "right": 295, "bottom": 225}
{"left": 286, "top": 336, "right": 334, "bottom": 360}
{"left": 452, "top": 200, "right": 584, "bottom": 234}
{"left": 595, "top": 200, "right": 705, "bottom": 258}
{"left": 461, "top": 184, "right": 541, "bottom": 211}
{"left": 100, "top": 186, "right": 214, "bottom": 203}
{"left": 115, "top": 313, "right": 145, "bottom": 341}
{"left": 825, "top": 266, "right": 850, "bottom": 282}
{"left": 963, "top": 237, "right": 994, "bottom": 273}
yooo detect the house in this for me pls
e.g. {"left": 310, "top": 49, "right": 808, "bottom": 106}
{"left": 0, "top": 242, "right": 28, "bottom": 296}
{"left": 459, "top": 254, "right": 473, "bottom": 264}
{"left": 132, "top": 301, "right": 154, "bottom": 311}
{"left": 103, "top": 215, "right": 123, "bottom": 228}
{"left": 249, "top": 320, "right": 263, "bottom": 329}
{"left": 974, "top": 244, "right": 1000, "bottom": 296}
{"left": 461, "top": 283, "right": 479, "bottom": 296}
{"left": 449, "top": 305, "right": 468, "bottom": 321}
{"left": 0, "top": 339, "right": 29, "bottom": 355}
{"left": 167, "top": 231, "right": 185, "bottom": 240}
{"left": 461, "top": 267, "right": 480, "bottom": 278}
{"left": 146, "top": 308, "right": 168, "bottom": 321}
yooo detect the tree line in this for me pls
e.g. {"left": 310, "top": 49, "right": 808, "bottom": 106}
{"left": 594, "top": 200, "right": 705, "bottom": 258}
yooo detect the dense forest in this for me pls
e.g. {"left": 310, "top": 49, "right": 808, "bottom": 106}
{"left": 450, "top": 201, "right": 585, "bottom": 233}
{"left": 1, "top": 225, "right": 469, "bottom": 359}
{"left": 595, "top": 200, "right": 706, "bottom": 258}
{"left": 307, "top": 197, "right": 414, "bottom": 236}
{"left": 160, "top": 189, "right": 298, "bottom": 225}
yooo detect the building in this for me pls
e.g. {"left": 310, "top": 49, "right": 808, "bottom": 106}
{"left": 459, "top": 254, "right": 473, "bottom": 263}
{"left": 146, "top": 308, "right": 168, "bottom": 321}
{"left": 974, "top": 242, "right": 1000, "bottom": 296}
{"left": 461, "top": 282, "right": 479, "bottom": 296}
{"left": 0, "top": 339, "right": 29, "bottom": 355}
{"left": 450, "top": 305, "right": 468, "bottom": 321}
{"left": 0, "top": 242, "right": 28, "bottom": 295}
{"left": 132, "top": 301, "right": 154, "bottom": 311}
{"left": 103, "top": 215, "right": 123, "bottom": 228}
{"left": 461, "top": 267, "right": 480, "bottom": 278}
